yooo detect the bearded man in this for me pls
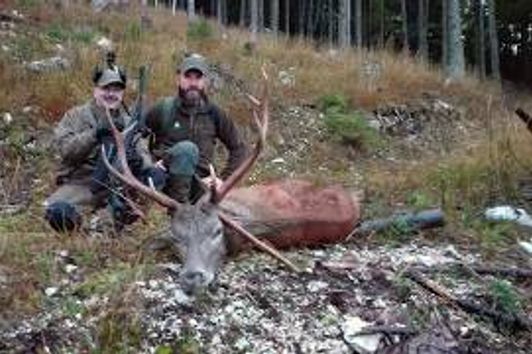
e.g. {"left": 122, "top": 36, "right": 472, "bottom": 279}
{"left": 44, "top": 59, "right": 157, "bottom": 233}
{"left": 144, "top": 54, "right": 247, "bottom": 203}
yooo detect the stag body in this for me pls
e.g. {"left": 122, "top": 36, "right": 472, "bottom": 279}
{"left": 103, "top": 68, "right": 359, "bottom": 295}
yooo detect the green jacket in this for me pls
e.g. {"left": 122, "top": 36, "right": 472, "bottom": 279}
{"left": 144, "top": 97, "right": 247, "bottom": 179}
{"left": 53, "top": 99, "right": 151, "bottom": 184}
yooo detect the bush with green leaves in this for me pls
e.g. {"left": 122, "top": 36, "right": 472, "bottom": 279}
{"left": 187, "top": 19, "right": 214, "bottom": 41}
{"left": 488, "top": 279, "right": 523, "bottom": 316}
{"left": 319, "top": 93, "right": 380, "bottom": 150}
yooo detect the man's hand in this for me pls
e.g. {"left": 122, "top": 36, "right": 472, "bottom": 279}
{"left": 201, "top": 176, "right": 223, "bottom": 189}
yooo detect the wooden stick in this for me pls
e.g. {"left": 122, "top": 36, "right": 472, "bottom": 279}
{"left": 218, "top": 212, "right": 301, "bottom": 273}
{"left": 411, "top": 264, "right": 532, "bottom": 279}
{"left": 515, "top": 108, "right": 532, "bottom": 134}
{"left": 406, "top": 270, "right": 532, "bottom": 331}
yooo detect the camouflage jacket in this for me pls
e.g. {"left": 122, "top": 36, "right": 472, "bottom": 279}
{"left": 144, "top": 97, "right": 247, "bottom": 179}
{"left": 53, "top": 99, "right": 152, "bottom": 184}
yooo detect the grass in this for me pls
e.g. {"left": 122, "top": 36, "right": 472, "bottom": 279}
{"left": 1, "top": 0, "right": 532, "bottom": 351}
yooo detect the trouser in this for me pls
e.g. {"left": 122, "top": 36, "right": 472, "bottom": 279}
{"left": 44, "top": 168, "right": 166, "bottom": 233}
{"left": 163, "top": 140, "right": 203, "bottom": 203}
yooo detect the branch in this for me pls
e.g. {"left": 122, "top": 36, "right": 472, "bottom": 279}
{"left": 406, "top": 270, "right": 532, "bottom": 332}
{"left": 218, "top": 212, "right": 301, "bottom": 273}
{"left": 515, "top": 108, "right": 532, "bottom": 134}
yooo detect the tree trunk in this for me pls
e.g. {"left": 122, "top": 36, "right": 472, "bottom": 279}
{"left": 379, "top": 0, "right": 384, "bottom": 47}
{"left": 355, "top": 0, "right": 362, "bottom": 47}
{"left": 271, "top": 0, "right": 279, "bottom": 36}
{"left": 487, "top": 0, "right": 501, "bottom": 81}
{"left": 285, "top": 0, "right": 290, "bottom": 34}
{"left": 442, "top": 0, "right": 448, "bottom": 67}
{"left": 298, "top": 0, "right": 305, "bottom": 37}
{"left": 417, "top": 0, "right": 428, "bottom": 59}
{"left": 187, "top": 0, "right": 196, "bottom": 21}
{"left": 258, "top": 0, "right": 264, "bottom": 32}
{"left": 447, "top": 0, "right": 465, "bottom": 78}
{"left": 307, "top": 0, "right": 314, "bottom": 37}
{"left": 328, "top": 0, "right": 334, "bottom": 47}
{"left": 172, "top": 0, "right": 177, "bottom": 15}
{"left": 240, "top": 0, "right": 247, "bottom": 27}
{"left": 251, "top": 0, "right": 258, "bottom": 44}
{"left": 217, "top": 0, "right": 223, "bottom": 25}
{"left": 476, "top": 0, "right": 486, "bottom": 79}
{"left": 401, "top": 0, "right": 409, "bottom": 51}
{"left": 339, "top": 0, "right": 350, "bottom": 48}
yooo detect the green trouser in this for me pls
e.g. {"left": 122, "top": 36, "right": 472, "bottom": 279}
{"left": 163, "top": 140, "right": 202, "bottom": 203}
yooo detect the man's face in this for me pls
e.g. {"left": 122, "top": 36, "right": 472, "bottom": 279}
{"left": 93, "top": 84, "right": 125, "bottom": 110}
{"left": 177, "top": 69, "right": 207, "bottom": 104}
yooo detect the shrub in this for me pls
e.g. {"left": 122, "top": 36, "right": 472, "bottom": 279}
{"left": 318, "top": 93, "right": 348, "bottom": 114}
{"left": 324, "top": 110, "right": 380, "bottom": 150}
{"left": 186, "top": 19, "right": 214, "bottom": 41}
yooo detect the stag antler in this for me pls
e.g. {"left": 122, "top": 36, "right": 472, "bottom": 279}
{"left": 100, "top": 110, "right": 181, "bottom": 210}
{"left": 210, "top": 67, "right": 269, "bottom": 204}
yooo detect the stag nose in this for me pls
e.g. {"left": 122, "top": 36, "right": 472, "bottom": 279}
{"left": 182, "top": 271, "right": 206, "bottom": 294}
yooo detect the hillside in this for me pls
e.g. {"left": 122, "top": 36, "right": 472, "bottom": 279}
{"left": 1, "top": 1, "right": 531, "bottom": 353}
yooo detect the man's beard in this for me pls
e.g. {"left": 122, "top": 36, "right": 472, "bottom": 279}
{"left": 179, "top": 87, "right": 206, "bottom": 107}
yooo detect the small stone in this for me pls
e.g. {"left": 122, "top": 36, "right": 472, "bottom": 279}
{"left": 45, "top": 287, "right": 59, "bottom": 297}
{"left": 234, "top": 337, "right": 250, "bottom": 351}
{"left": 342, "top": 316, "right": 382, "bottom": 354}
{"left": 174, "top": 289, "right": 191, "bottom": 305}
{"left": 271, "top": 157, "right": 286, "bottom": 164}
{"left": 2, "top": 112, "right": 13, "bottom": 124}
{"left": 64, "top": 264, "right": 78, "bottom": 274}
{"left": 307, "top": 280, "right": 328, "bottom": 293}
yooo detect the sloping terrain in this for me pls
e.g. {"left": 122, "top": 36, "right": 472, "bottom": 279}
{"left": 1, "top": 1, "right": 531, "bottom": 353}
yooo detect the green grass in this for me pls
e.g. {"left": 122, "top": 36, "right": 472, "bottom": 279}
{"left": 318, "top": 93, "right": 381, "bottom": 150}
{"left": 488, "top": 279, "right": 524, "bottom": 316}
{"left": 187, "top": 19, "right": 214, "bottom": 41}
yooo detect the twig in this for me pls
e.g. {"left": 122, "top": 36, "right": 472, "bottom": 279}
{"left": 411, "top": 264, "right": 532, "bottom": 279}
{"left": 406, "top": 270, "right": 532, "bottom": 332}
{"left": 356, "top": 325, "right": 418, "bottom": 337}
{"left": 218, "top": 212, "right": 301, "bottom": 273}
{"left": 515, "top": 108, "right": 532, "bottom": 134}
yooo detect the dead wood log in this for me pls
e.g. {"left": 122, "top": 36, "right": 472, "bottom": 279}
{"left": 411, "top": 264, "right": 532, "bottom": 280}
{"left": 405, "top": 270, "right": 532, "bottom": 332}
{"left": 515, "top": 108, "right": 532, "bottom": 134}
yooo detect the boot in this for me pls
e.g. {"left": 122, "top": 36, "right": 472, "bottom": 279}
{"left": 165, "top": 176, "right": 192, "bottom": 203}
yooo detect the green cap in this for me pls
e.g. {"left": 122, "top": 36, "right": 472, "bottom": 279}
{"left": 96, "top": 68, "right": 125, "bottom": 88}
{"left": 179, "top": 54, "right": 209, "bottom": 76}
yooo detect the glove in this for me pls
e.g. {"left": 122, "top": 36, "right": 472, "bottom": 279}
{"left": 95, "top": 118, "right": 125, "bottom": 143}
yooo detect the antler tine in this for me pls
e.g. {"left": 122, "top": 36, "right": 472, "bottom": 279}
{"left": 212, "top": 67, "right": 269, "bottom": 204}
{"left": 101, "top": 108, "right": 180, "bottom": 210}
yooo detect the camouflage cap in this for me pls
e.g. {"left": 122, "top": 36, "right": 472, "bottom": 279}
{"left": 96, "top": 67, "right": 126, "bottom": 88}
{"left": 179, "top": 54, "right": 209, "bottom": 76}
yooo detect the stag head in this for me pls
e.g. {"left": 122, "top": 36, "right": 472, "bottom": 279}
{"left": 102, "top": 68, "right": 269, "bottom": 295}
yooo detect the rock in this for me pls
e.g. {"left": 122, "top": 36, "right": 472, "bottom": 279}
{"left": 484, "top": 205, "right": 532, "bottom": 227}
{"left": 26, "top": 56, "right": 70, "bottom": 73}
{"left": 278, "top": 68, "right": 296, "bottom": 87}
{"left": 44, "top": 287, "right": 59, "bottom": 297}
{"left": 234, "top": 337, "right": 251, "bottom": 351}
{"left": 64, "top": 264, "right": 78, "bottom": 274}
{"left": 518, "top": 239, "right": 532, "bottom": 256}
{"left": 307, "top": 280, "right": 328, "bottom": 293}
{"left": 2, "top": 112, "right": 12, "bottom": 124}
{"left": 270, "top": 157, "right": 286, "bottom": 164}
{"left": 341, "top": 316, "right": 382, "bottom": 354}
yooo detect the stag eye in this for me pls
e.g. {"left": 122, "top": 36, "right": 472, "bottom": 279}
{"left": 212, "top": 228, "right": 223, "bottom": 238}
